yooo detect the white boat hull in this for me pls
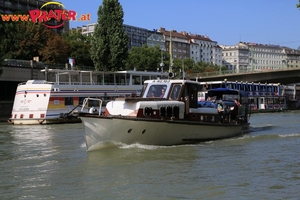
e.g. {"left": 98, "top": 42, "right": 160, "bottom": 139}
{"left": 80, "top": 116, "right": 248, "bottom": 151}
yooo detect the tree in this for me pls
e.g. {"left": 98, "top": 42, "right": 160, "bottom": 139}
{"left": 126, "top": 45, "right": 163, "bottom": 71}
{"left": 0, "top": 21, "right": 56, "bottom": 60}
{"left": 62, "top": 30, "right": 93, "bottom": 67}
{"left": 91, "top": 0, "right": 128, "bottom": 71}
{"left": 171, "top": 58, "right": 195, "bottom": 78}
{"left": 40, "top": 34, "right": 69, "bottom": 64}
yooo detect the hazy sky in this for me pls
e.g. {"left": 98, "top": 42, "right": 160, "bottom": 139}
{"left": 61, "top": 0, "right": 300, "bottom": 49}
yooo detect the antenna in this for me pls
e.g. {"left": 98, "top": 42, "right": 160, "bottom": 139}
{"left": 169, "top": 30, "right": 173, "bottom": 73}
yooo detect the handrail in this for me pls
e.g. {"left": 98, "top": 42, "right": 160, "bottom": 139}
{"left": 189, "top": 66, "right": 300, "bottom": 79}
{"left": 81, "top": 97, "right": 103, "bottom": 116}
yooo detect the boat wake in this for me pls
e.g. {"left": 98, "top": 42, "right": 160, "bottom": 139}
{"left": 117, "top": 143, "right": 168, "bottom": 150}
{"left": 249, "top": 124, "right": 275, "bottom": 133}
{"left": 230, "top": 131, "right": 300, "bottom": 143}
{"left": 86, "top": 141, "right": 211, "bottom": 151}
{"left": 87, "top": 142, "right": 119, "bottom": 151}
{"left": 278, "top": 133, "right": 300, "bottom": 138}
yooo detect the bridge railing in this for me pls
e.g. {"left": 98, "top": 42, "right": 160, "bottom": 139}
{"left": 1, "top": 59, "right": 95, "bottom": 71}
{"left": 189, "top": 66, "right": 300, "bottom": 78}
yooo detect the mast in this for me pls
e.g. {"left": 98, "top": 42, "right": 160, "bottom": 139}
{"left": 169, "top": 30, "right": 173, "bottom": 73}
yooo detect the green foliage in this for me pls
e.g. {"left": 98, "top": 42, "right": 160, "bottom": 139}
{"left": 62, "top": 30, "right": 93, "bottom": 67}
{"left": 0, "top": 21, "right": 56, "bottom": 60}
{"left": 91, "top": 0, "right": 128, "bottom": 71}
{"left": 0, "top": 21, "right": 92, "bottom": 67}
{"left": 40, "top": 34, "right": 69, "bottom": 64}
{"left": 126, "top": 45, "right": 165, "bottom": 71}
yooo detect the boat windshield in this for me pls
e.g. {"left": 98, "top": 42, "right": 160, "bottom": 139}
{"left": 146, "top": 84, "right": 168, "bottom": 98}
{"left": 222, "top": 94, "right": 239, "bottom": 101}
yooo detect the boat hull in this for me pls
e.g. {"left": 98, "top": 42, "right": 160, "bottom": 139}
{"left": 80, "top": 115, "right": 249, "bottom": 151}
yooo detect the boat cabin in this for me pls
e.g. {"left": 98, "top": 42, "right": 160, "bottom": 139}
{"left": 117, "top": 79, "right": 250, "bottom": 124}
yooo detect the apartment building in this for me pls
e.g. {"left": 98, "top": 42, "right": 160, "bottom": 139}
{"left": 158, "top": 28, "right": 190, "bottom": 62}
{"left": 220, "top": 43, "right": 249, "bottom": 72}
{"left": 147, "top": 30, "right": 165, "bottom": 50}
{"left": 245, "top": 42, "right": 286, "bottom": 71}
{"left": 186, "top": 32, "right": 222, "bottom": 66}
{"left": 79, "top": 23, "right": 152, "bottom": 50}
{"left": 221, "top": 42, "right": 300, "bottom": 72}
{"left": 282, "top": 47, "right": 300, "bottom": 68}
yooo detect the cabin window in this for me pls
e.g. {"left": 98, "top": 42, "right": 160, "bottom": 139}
{"left": 115, "top": 74, "right": 123, "bottom": 85}
{"left": 88, "top": 98, "right": 100, "bottom": 107}
{"left": 170, "top": 85, "right": 181, "bottom": 100}
{"left": 147, "top": 84, "right": 167, "bottom": 98}
{"left": 132, "top": 76, "right": 141, "bottom": 85}
{"left": 65, "top": 97, "right": 74, "bottom": 106}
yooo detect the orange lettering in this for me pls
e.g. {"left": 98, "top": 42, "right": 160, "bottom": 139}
{"left": 1, "top": 14, "right": 11, "bottom": 21}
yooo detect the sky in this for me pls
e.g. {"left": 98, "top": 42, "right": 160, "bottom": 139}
{"left": 61, "top": 0, "right": 300, "bottom": 49}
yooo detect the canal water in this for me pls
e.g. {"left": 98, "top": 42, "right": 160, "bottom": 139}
{"left": 0, "top": 111, "right": 300, "bottom": 200}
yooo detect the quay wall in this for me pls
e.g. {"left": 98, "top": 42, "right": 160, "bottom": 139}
{"left": 0, "top": 101, "right": 13, "bottom": 122}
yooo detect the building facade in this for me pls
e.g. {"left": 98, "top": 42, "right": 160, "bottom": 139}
{"left": 79, "top": 23, "right": 152, "bottom": 50}
{"left": 147, "top": 31, "right": 165, "bottom": 50}
{"left": 158, "top": 28, "right": 190, "bottom": 62}
{"left": 282, "top": 48, "right": 300, "bottom": 68}
{"left": 186, "top": 33, "right": 222, "bottom": 66}
{"left": 75, "top": 22, "right": 300, "bottom": 71}
{"left": 220, "top": 43, "right": 249, "bottom": 72}
{"left": 155, "top": 28, "right": 223, "bottom": 66}
{"left": 246, "top": 42, "right": 286, "bottom": 71}
{"left": 221, "top": 42, "right": 300, "bottom": 72}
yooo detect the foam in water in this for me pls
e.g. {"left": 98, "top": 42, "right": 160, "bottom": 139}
{"left": 279, "top": 133, "right": 300, "bottom": 138}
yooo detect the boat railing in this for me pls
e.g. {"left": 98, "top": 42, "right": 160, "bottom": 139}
{"left": 80, "top": 97, "right": 103, "bottom": 116}
{"left": 18, "top": 81, "right": 55, "bottom": 86}
{"left": 55, "top": 82, "right": 132, "bottom": 86}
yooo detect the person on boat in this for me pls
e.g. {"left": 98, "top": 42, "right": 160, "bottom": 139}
{"left": 217, "top": 103, "right": 224, "bottom": 122}
{"left": 230, "top": 98, "right": 240, "bottom": 122}
{"left": 217, "top": 103, "right": 223, "bottom": 112}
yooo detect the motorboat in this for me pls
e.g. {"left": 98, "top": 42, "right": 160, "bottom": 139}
{"left": 79, "top": 78, "right": 250, "bottom": 151}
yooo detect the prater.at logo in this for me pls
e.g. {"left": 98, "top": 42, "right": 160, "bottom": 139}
{"left": 29, "top": 1, "right": 76, "bottom": 28}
